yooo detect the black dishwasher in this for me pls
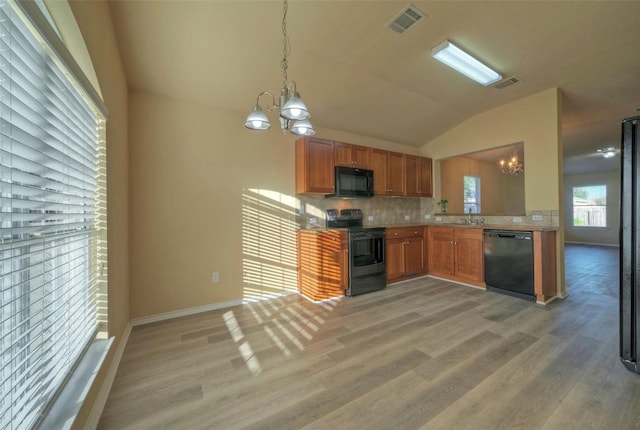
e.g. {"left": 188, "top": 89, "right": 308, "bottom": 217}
{"left": 483, "top": 230, "right": 535, "bottom": 301}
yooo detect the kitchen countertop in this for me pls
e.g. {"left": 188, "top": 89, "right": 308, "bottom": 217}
{"left": 384, "top": 223, "right": 558, "bottom": 232}
{"left": 300, "top": 223, "right": 558, "bottom": 232}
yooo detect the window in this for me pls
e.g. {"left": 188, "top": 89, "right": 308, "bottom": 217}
{"left": 573, "top": 185, "right": 607, "bottom": 227}
{"left": 463, "top": 175, "right": 481, "bottom": 213}
{"left": 0, "top": 1, "right": 106, "bottom": 428}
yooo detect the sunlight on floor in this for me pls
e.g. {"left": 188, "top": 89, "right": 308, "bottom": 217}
{"left": 224, "top": 297, "right": 340, "bottom": 376}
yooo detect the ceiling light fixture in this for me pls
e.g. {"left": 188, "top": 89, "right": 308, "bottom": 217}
{"left": 431, "top": 40, "right": 502, "bottom": 86}
{"left": 244, "top": 0, "right": 314, "bottom": 136}
{"left": 499, "top": 154, "right": 524, "bottom": 175}
{"left": 597, "top": 147, "right": 616, "bottom": 158}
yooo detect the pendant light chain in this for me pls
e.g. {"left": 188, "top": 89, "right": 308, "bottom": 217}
{"left": 244, "top": 0, "right": 314, "bottom": 136}
{"left": 281, "top": 0, "right": 291, "bottom": 89}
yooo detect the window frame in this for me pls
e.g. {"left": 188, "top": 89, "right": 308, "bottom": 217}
{"left": 0, "top": 1, "right": 108, "bottom": 428}
{"left": 463, "top": 175, "right": 481, "bottom": 214}
{"left": 572, "top": 184, "right": 607, "bottom": 228}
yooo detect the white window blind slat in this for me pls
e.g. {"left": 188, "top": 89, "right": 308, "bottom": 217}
{"left": 0, "top": 1, "right": 107, "bottom": 428}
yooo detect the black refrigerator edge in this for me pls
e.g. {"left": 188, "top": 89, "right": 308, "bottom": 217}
{"left": 620, "top": 115, "right": 640, "bottom": 373}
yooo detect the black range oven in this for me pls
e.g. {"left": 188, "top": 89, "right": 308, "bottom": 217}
{"left": 326, "top": 209, "right": 386, "bottom": 296}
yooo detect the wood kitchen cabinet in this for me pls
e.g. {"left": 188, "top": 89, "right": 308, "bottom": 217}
{"left": 295, "top": 137, "right": 335, "bottom": 194}
{"left": 297, "top": 229, "right": 348, "bottom": 301}
{"left": 405, "top": 155, "right": 433, "bottom": 197}
{"left": 370, "top": 149, "right": 405, "bottom": 196}
{"left": 428, "top": 226, "right": 485, "bottom": 287}
{"left": 386, "top": 227, "right": 425, "bottom": 283}
{"left": 334, "top": 141, "right": 370, "bottom": 168}
{"left": 533, "top": 230, "right": 557, "bottom": 303}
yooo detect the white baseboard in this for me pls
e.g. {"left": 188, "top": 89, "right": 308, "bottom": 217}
{"left": 387, "top": 274, "right": 430, "bottom": 286}
{"left": 426, "top": 274, "right": 485, "bottom": 290}
{"left": 537, "top": 294, "right": 564, "bottom": 306}
{"left": 131, "top": 299, "right": 244, "bottom": 326}
{"left": 131, "top": 291, "right": 300, "bottom": 326}
{"left": 565, "top": 241, "right": 619, "bottom": 248}
{"left": 85, "top": 321, "right": 132, "bottom": 429}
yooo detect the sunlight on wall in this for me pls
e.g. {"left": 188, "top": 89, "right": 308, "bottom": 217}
{"left": 241, "top": 189, "right": 300, "bottom": 301}
{"left": 234, "top": 189, "right": 345, "bottom": 376}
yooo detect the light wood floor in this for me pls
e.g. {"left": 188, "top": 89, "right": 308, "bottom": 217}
{"left": 98, "top": 244, "right": 640, "bottom": 429}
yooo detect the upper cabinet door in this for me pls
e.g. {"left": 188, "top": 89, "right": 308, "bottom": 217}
{"left": 335, "top": 142, "right": 370, "bottom": 169}
{"left": 351, "top": 145, "right": 370, "bottom": 169}
{"left": 370, "top": 149, "right": 388, "bottom": 196}
{"left": 418, "top": 157, "right": 433, "bottom": 197}
{"left": 334, "top": 141, "right": 353, "bottom": 167}
{"left": 296, "top": 137, "right": 335, "bottom": 194}
{"left": 386, "top": 151, "right": 405, "bottom": 196}
{"left": 405, "top": 155, "right": 419, "bottom": 197}
{"left": 405, "top": 155, "right": 432, "bottom": 197}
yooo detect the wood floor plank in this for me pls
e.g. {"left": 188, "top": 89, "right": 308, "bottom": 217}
{"left": 98, "top": 245, "right": 640, "bottom": 430}
{"left": 226, "top": 349, "right": 430, "bottom": 429}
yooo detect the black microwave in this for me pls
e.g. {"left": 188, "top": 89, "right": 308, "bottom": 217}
{"left": 328, "top": 166, "right": 374, "bottom": 198}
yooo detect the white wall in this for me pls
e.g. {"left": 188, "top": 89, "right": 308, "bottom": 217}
{"left": 564, "top": 171, "right": 620, "bottom": 246}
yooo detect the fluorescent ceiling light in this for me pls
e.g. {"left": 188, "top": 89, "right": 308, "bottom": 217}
{"left": 597, "top": 147, "right": 616, "bottom": 158}
{"left": 432, "top": 40, "right": 502, "bottom": 86}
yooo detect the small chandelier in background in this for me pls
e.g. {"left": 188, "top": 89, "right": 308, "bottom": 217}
{"left": 244, "top": 0, "right": 314, "bottom": 136}
{"left": 597, "top": 147, "right": 616, "bottom": 158}
{"left": 499, "top": 154, "right": 524, "bottom": 175}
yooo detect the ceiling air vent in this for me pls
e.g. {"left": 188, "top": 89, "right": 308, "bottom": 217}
{"left": 386, "top": 5, "right": 426, "bottom": 35}
{"left": 494, "top": 76, "right": 521, "bottom": 89}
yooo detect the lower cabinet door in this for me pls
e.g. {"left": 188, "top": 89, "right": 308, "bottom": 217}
{"left": 429, "top": 227, "right": 455, "bottom": 276}
{"left": 455, "top": 230, "right": 484, "bottom": 282}
{"left": 386, "top": 238, "right": 406, "bottom": 281}
{"left": 404, "top": 237, "right": 424, "bottom": 276}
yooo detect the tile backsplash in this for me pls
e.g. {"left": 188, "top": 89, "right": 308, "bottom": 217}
{"left": 297, "top": 195, "right": 557, "bottom": 229}
{"left": 298, "top": 195, "right": 428, "bottom": 228}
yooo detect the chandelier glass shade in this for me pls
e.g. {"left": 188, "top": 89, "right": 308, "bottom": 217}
{"left": 500, "top": 154, "right": 524, "bottom": 175}
{"left": 244, "top": 0, "right": 314, "bottom": 136}
{"left": 244, "top": 105, "right": 270, "bottom": 130}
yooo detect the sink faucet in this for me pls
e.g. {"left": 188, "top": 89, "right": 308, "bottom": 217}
{"left": 467, "top": 208, "right": 472, "bottom": 224}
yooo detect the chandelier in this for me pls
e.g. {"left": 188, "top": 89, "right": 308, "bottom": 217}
{"left": 499, "top": 154, "right": 524, "bottom": 175}
{"left": 244, "top": 0, "right": 314, "bottom": 136}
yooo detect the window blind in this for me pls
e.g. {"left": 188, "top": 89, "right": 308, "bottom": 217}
{"left": 0, "top": 1, "right": 106, "bottom": 428}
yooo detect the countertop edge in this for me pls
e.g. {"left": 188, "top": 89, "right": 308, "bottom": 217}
{"left": 300, "top": 224, "right": 559, "bottom": 232}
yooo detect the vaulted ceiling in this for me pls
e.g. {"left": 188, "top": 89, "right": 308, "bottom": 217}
{"left": 108, "top": 1, "right": 640, "bottom": 175}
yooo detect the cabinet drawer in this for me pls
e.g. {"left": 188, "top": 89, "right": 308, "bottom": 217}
{"left": 455, "top": 227, "right": 483, "bottom": 241}
{"left": 387, "top": 226, "right": 424, "bottom": 239}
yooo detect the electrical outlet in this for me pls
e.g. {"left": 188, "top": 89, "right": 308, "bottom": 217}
{"left": 532, "top": 214, "right": 543, "bottom": 221}
{"left": 367, "top": 215, "right": 374, "bottom": 221}
{"left": 435, "top": 216, "right": 442, "bottom": 222}
{"left": 212, "top": 272, "right": 220, "bottom": 283}
{"left": 309, "top": 217, "right": 317, "bottom": 224}
{"left": 424, "top": 214, "right": 431, "bottom": 220}
{"left": 512, "top": 217, "right": 522, "bottom": 223}
{"left": 404, "top": 215, "right": 410, "bottom": 220}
